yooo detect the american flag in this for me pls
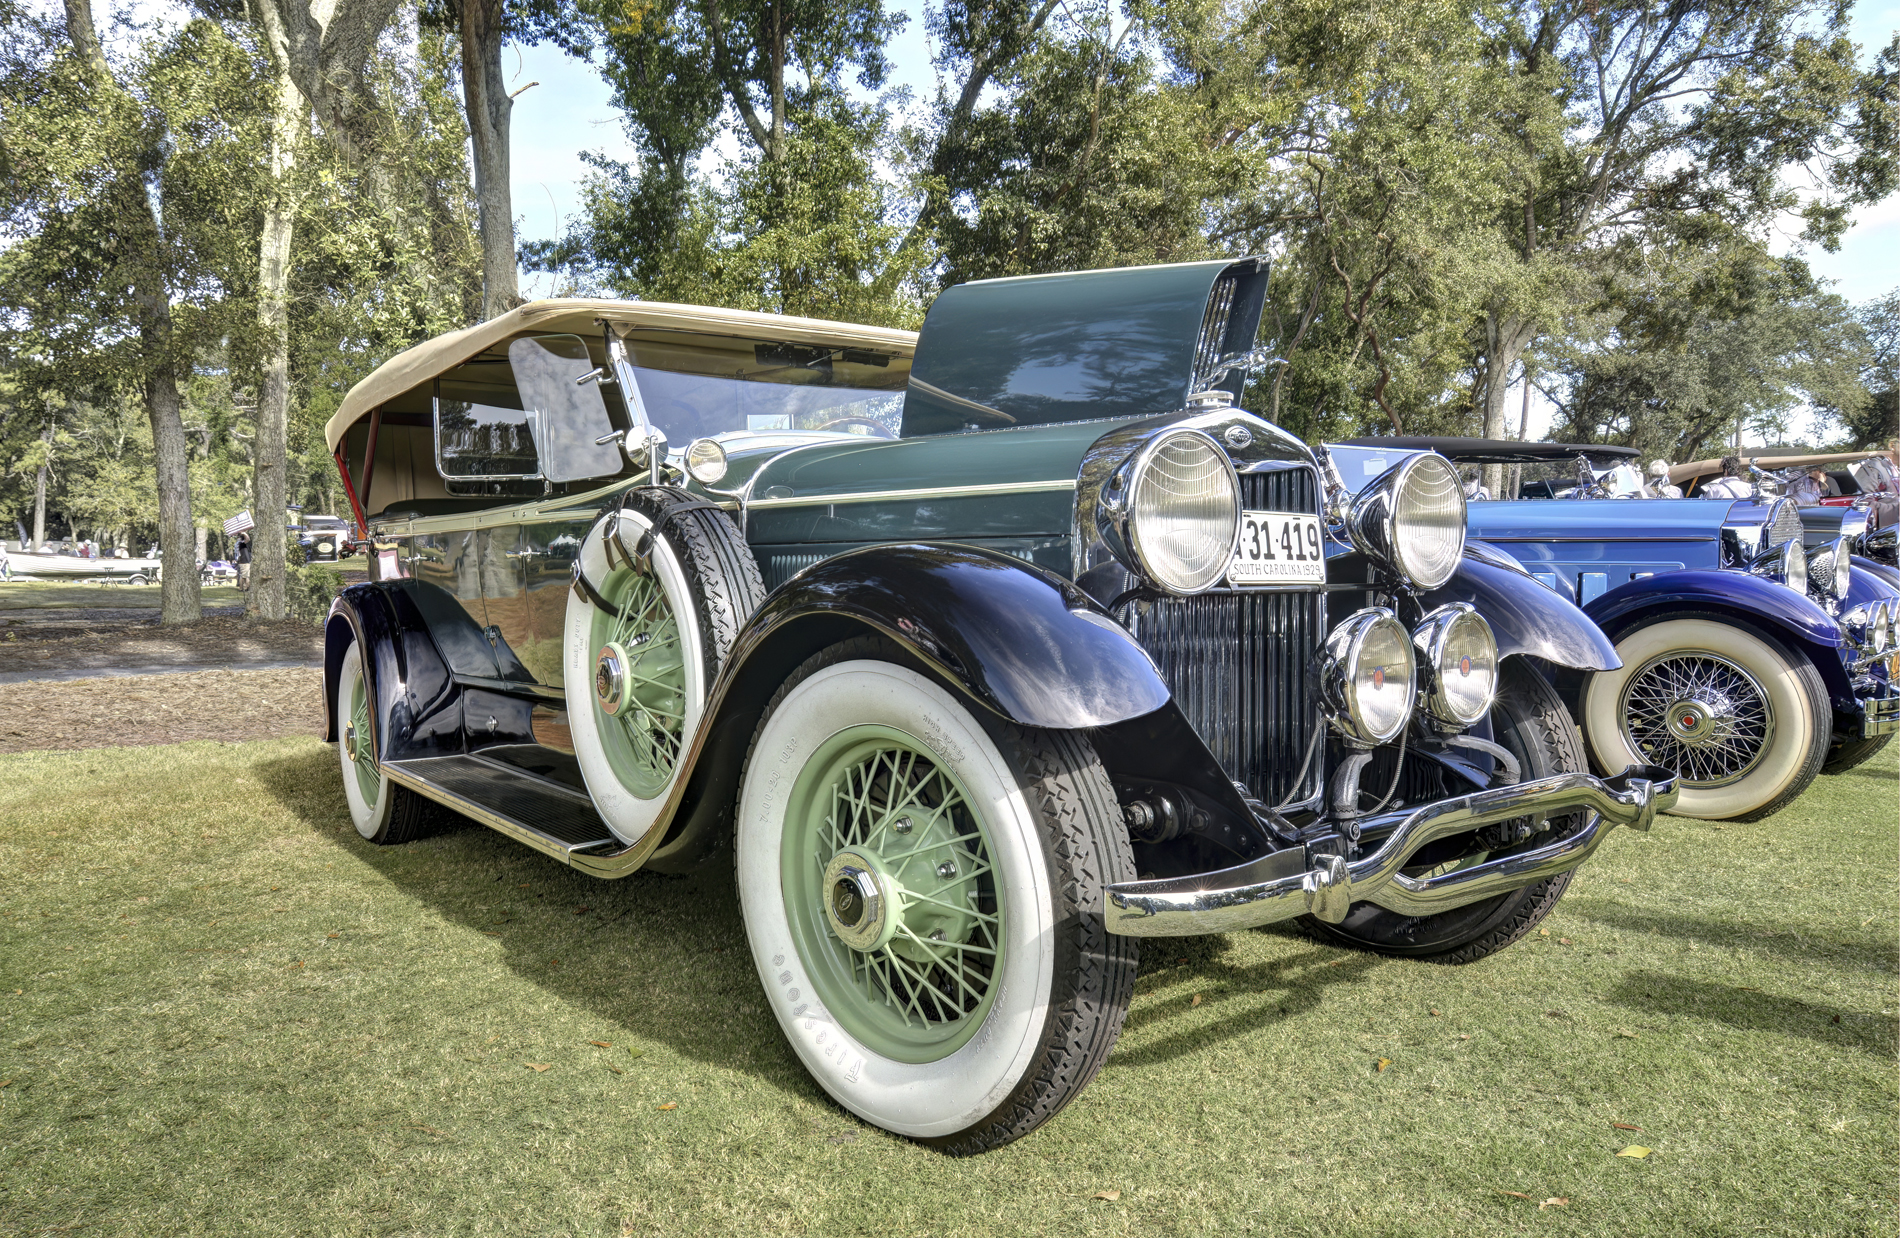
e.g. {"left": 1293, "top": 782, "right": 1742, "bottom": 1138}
{"left": 222, "top": 510, "right": 254, "bottom": 535}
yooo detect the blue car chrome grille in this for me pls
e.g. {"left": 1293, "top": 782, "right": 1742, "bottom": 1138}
{"left": 1118, "top": 464, "right": 1325, "bottom": 807}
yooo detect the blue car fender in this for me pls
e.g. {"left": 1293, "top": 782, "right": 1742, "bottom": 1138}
{"left": 1584, "top": 570, "right": 1854, "bottom": 703}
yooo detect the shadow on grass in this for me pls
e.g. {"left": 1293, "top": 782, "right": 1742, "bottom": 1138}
{"left": 1109, "top": 932, "right": 1379, "bottom": 1069}
{"left": 253, "top": 746, "right": 1395, "bottom": 1090}
{"left": 253, "top": 745, "right": 819, "bottom": 1101}
{"left": 1561, "top": 900, "right": 1900, "bottom": 972}
{"left": 1604, "top": 970, "right": 1898, "bottom": 1056}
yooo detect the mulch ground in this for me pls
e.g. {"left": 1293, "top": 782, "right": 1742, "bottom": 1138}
{"left": 0, "top": 667, "right": 329, "bottom": 754}
{"left": 0, "top": 613, "right": 324, "bottom": 677}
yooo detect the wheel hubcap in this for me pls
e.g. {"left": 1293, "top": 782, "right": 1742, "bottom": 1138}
{"left": 1621, "top": 651, "right": 1773, "bottom": 787}
{"left": 784, "top": 732, "right": 1002, "bottom": 1063}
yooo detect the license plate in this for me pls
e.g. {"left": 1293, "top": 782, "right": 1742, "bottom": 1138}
{"left": 1229, "top": 510, "right": 1326, "bottom": 585}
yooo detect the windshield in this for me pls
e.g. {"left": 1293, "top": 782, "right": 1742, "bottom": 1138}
{"left": 623, "top": 331, "right": 910, "bottom": 443}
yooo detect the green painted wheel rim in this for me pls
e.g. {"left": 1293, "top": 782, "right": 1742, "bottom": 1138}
{"left": 348, "top": 662, "right": 379, "bottom": 804}
{"left": 781, "top": 726, "right": 1003, "bottom": 1064}
{"left": 589, "top": 566, "right": 688, "bottom": 798}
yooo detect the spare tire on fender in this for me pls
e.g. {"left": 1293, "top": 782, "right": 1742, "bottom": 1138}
{"left": 565, "top": 487, "right": 765, "bottom": 846}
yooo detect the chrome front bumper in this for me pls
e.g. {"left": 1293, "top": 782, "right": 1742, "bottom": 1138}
{"left": 1857, "top": 692, "right": 1900, "bottom": 738}
{"left": 1103, "top": 764, "right": 1678, "bottom": 937}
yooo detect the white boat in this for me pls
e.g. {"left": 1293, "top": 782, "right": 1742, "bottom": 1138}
{"left": 7, "top": 551, "right": 161, "bottom": 584}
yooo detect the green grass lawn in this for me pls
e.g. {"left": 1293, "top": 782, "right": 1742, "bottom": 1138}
{"left": 1, "top": 738, "right": 1894, "bottom": 1237}
{"left": 0, "top": 580, "right": 247, "bottom": 611}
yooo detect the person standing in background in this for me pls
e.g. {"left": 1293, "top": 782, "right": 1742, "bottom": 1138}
{"left": 235, "top": 531, "right": 253, "bottom": 590}
{"left": 1700, "top": 456, "right": 1754, "bottom": 499}
{"left": 1648, "top": 461, "right": 1683, "bottom": 498}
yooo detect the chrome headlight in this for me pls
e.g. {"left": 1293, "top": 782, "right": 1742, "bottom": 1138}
{"left": 1116, "top": 429, "right": 1241, "bottom": 595}
{"left": 1322, "top": 608, "right": 1417, "bottom": 745}
{"left": 1346, "top": 454, "right": 1466, "bottom": 589}
{"left": 1806, "top": 536, "right": 1851, "bottom": 603}
{"left": 1413, "top": 603, "right": 1499, "bottom": 728}
{"left": 1845, "top": 600, "right": 1891, "bottom": 654}
{"left": 1746, "top": 539, "right": 1806, "bottom": 594}
{"left": 684, "top": 437, "right": 729, "bottom": 484}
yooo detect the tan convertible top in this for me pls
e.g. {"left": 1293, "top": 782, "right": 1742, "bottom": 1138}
{"left": 1668, "top": 446, "right": 1898, "bottom": 485}
{"left": 323, "top": 298, "right": 920, "bottom": 452}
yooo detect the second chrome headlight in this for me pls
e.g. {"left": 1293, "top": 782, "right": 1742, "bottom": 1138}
{"left": 1120, "top": 429, "right": 1241, "bottom": 595}
{"left": 1322, "top": 608, "right": 1417, "bottom": 745}
{"left": 1413, "top": 603, "right": 1499, "bottom": 728}
{"left": 1346, "top": 453, "right": 1466, "bottom": 589}
{"left": 1805, "top": 536, "right": 1851, "bottom": 603}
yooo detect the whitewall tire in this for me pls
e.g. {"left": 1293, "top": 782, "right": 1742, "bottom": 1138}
{"left": 564, "top": 490, "right": 762, "bottom": 846}
{"left": 1582, "top": 615, "right": 1830, "bottom": 822}
{"left": 737, "top": 637, "right": 1137, "bottom": 1153}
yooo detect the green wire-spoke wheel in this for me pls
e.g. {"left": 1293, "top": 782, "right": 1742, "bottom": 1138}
{"left": 590, "top": 566, "right": 689, "bottom": 798}
{"left": 783, "top": 729, "right": 1004, "bottom": 1063}
{"left": 738, "top": 637, "right": 1138, "bottom": 1154}
{"left": 565, "top": 489, "right": 765, "bottom": 846}
{"left": 346, "top": 660, "right": 379, "bottom": 805}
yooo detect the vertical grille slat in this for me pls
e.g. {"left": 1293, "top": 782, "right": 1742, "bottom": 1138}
{"left": 1119, "top": 465, "right": 1325, "bottom": 806}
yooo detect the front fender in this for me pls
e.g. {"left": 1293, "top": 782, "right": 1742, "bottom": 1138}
{"left": 1586, "top": 570, "right": 1844, "bottom": 649}
{"left": 1585, "top": 570, "right": 1856, "bottom": 706}
{"left": 1852, "top": 555, "right": 1900, "bottom": 595}
{"left": 643, "top": 542, "right": 1179, "bottom": 873}
{"left": 738, "top": 543, "right": 1173, "bottom": 729}
{"left": 1421, "top": 553, "right": 1619, "bottom": 671}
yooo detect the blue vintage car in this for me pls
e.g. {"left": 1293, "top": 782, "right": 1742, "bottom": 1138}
{"left": 1328, "top": 438, "right": 1899, "bottom": 823}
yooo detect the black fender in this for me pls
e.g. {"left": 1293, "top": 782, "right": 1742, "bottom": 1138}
{"left": 645, "top": 542, "right": 1219, "bottom": 872}
{"left": 1420, "top": 550, "right": 1619, "bottom": 671}
{"left": 321, "top": 582, "right": 474, "bottom": 763}
{"left": 1584, "top": 570, "right": 1857, "bottom": 709}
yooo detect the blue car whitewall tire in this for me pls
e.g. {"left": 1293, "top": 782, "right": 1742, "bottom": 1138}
{"left": 1582, "top": 616, "right": 1830, "bottom": 822}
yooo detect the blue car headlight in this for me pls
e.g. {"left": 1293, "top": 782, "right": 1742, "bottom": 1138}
{"left": 1745, "top": 539, "right": 1806, "bottom": 595}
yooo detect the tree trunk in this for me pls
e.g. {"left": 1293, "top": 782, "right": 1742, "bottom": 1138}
{"left": 65, "top": 0, "right": 200, "bottom": 623}
{"left": 251, "top": 66, "right": 303, "bottom": 622}
{"left": 31, "top": 419, "right": 50, "bottom": 550}
{"left": 140, "top": 295, "right": 202, "bottom": 625}
{"left": 461, "top": 0, "right": 517, "bottom": 321}
{"left": 1480, "top": 308, "right": 1533, "bottom": 499}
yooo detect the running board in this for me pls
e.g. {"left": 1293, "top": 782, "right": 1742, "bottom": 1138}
{"left": 383, "top": 754, "right": 620, "bottom": 862}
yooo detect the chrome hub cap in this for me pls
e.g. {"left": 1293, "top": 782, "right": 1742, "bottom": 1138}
{"left": 1621, "top": 651, "right": 1772, "bottom": 786}
{"left": 343, "top": 725, "right": 359, "bottom": 761}
{"left": 823, "top": 851, "right": 898, "bottom": 952}
{"left": 595, "top": 643, "right": 631, "bottom": 716}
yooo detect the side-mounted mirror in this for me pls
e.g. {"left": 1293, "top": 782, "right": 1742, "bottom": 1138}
{"left": 508, "top": 335, "right": 625, "bottom": 483}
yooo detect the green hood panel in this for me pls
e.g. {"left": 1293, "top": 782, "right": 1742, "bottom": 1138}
{"left": 741, "top": 420, "right": 1137, "bottom": 546}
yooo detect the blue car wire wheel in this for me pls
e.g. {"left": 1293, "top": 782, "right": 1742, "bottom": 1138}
{"left": 1583, "top": 616, "right": 1830, "bottom": 822}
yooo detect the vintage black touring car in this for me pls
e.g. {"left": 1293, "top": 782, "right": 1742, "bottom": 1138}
{"left": 321, "top": 260, "right": 1676, "bottom": 1152}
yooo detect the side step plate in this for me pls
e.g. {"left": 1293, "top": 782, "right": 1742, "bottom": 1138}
{"left": 384, "top": 754, "right": 619, "bottom": 861}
